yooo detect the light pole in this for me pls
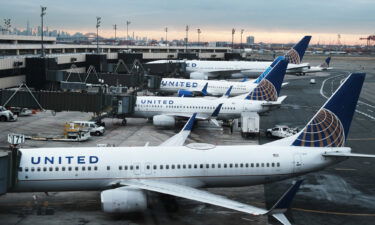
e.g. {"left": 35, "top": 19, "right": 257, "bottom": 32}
{"left": 113, "top": 24, "right": 117, "bottom": 41}
{"left": 165, "top": 27, "right": 168, "bottom": 45}
{"left": 240, "top": 29, "right": 244, "bottom": 50}
{"left": 185, "top": 25, "right": 189, "bottom": 52}
{"left": 231, "top": 28, "right": 235, "bottom": 50}
{"left": 197, "top": 28, "right": 201, "bottom": 47}
{"left": 4, "top": 19, "right": 11, "bottom": 35}
{"left": 126, "top": 20, "right": 131, "bottom": 41}
{"left": 40, "top": 6, "right": 47, "bottom": 57}
{"left": 96, "top": 17, "right": 101, "bottom": 54}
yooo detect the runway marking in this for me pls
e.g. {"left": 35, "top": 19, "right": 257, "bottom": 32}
{"left": 334, "top": 168, "right": 357, "bottom": 171}
{"left": 293, "top": 207, "right": 375, "bottom": 217}
{"left": 347, "top": 137, "right": 375, "bottom": 141}
{"left": 320, "top": 75, "right": 375, "bottom": 121}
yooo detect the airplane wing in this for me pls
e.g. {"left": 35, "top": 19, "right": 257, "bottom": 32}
{"left": 117, "top": 179, "right": 304, "bottom": 225}
{"left": 261, "top": 96, "right": 287, "bottom": 106}
{"left": 165, "top": 103, "right": 223, "bottom": 122}
{"left": 159, "top": 113, "right": 196, "bottom": 147}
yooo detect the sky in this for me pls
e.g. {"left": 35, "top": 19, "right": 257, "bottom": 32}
{"left": 0, "top": 0, "right": 374, "bottom": 45}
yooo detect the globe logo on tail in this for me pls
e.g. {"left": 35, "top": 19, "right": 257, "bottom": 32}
{"left": 292, "top": 108, "right": 345, "bottom": 147}
{"left": 247, "top": 79, "right": 277, "bottom": 101}
{"left": 286, "top": 49, "right": 301, "bottom": 64}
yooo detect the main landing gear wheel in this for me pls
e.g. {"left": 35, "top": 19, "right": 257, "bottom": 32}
{"left": 121, "top": 118, "right": 127, "bottom": 126}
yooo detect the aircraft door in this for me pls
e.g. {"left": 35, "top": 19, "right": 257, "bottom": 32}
{"left": 293, "top": 153, "right": 303, "bottom": 174}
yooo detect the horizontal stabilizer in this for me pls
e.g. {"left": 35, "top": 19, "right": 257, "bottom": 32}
{"left": 323, "top": 152, "right": 375, "bottom": 158}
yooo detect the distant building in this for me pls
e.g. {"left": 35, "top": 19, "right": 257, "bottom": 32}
{"left": 246, "top": 36, "right": 255, "bottom": 45}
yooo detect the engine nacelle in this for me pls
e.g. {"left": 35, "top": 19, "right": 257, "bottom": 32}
{"left": 177, "top": 89, "right": 193, "bottom": 97}
{"left": 153, "top": 115, "right": 175, "bottom": 127}
{"left": 101, "top": 187, "right": 147, "bottom": 213}
{"left": 190, "top": 72, "right": 208, "bottom": 80}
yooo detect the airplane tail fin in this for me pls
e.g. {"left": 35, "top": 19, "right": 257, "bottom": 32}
{"left": 285, "top": 36, "right": 311, "bottom": 64}
{"left": 290, "top": 73, "right": 365, "bottom": 147}
{"left": 246, "top": 59, "right": 288, "bottom": 101}
{"left": 201, "top": 82, "right": 208, "bottom": 96}
{"left": 254, "top": 56, "right": 285, "bottom": 84}
{"left": 320, "top": 56, "right": 331, "bottom": 68}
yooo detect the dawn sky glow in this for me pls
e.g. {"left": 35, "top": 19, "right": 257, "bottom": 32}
{"left": 1, "top": 0, "right": 374, "bottom": 44}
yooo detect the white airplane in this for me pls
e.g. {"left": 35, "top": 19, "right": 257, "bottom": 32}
{"left": 298, "top": 56, "right": 332, "bottom": 74}
{"left": 9, "top": 73, "right": 373, "bottom": 225}
{"left": 159, "top": 56, "right": 285, "bottom": 97}
{"left": 131, "top": 59, "right": 288, "bottom": 127}
{"left": 147, "top": 36, "right": 311, "bottom": 80}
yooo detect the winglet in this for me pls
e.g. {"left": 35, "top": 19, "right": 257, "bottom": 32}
{"left": 159, "top": 113, "right": 197, "bottom": 147}
{"left": 183, "top": 113, "right": 197, "bottom": 131}
{"left": 211, "top": 103, "right": 223, "bottom": 117}
{"left": 268, "top": 180, "right": 304, "bottom": 215}
{"left": 201, "top": 82, "right": 208, "bottom": 96}
{"left": 240, "top": 78, "right": 248, "bottom": 82}
{"left": 222, "top": 86, "right": 233, "bottom": 98}
{"left": 320, "top": 56, "right": 331, "bottom": 68}
{"left": 286, "top": 36, "right": 311, "bottom": 64}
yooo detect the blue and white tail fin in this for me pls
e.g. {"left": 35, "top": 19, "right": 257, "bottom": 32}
{"left": 245, "top": 58, "right": 288, "bottom": 101}
{"left": 320, "top": 56, "right": 331, "bottom": 68}
{"left": 254, "top": 56, "right": 285, "bottom": 84}
{"left": 285, "top": 36, "right": 311, "bottom": 64}
{"left": 268, "top": 73, "right": 365, "bottom": 147}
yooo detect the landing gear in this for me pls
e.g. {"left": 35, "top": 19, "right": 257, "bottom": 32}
{"left": 121, "top": 118, "right": 127, "bottom": 126}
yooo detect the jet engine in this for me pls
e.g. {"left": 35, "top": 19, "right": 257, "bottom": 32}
{"left": 101, "top": 187, "right": 148, "bottom": 213}
{"left": 190, "top": 72, "right": 208, "bottom": 80}
{"left": 177, "top": 90, "right": 193, "bottom": 97}
{"left": 153, "top": 115, "right": 175, "bottom": 127}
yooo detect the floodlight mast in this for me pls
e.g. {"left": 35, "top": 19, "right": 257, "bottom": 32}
{"left": 96, "top": 17, "right": 101, "bottom": 53}
{"left": 40, "top": 6, "right": 47, "bottom": 57}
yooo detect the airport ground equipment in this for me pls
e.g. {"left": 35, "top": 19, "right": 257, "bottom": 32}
{"left": 266, "top": 125, "right": 298, "bottom": 138}
{"left": 240, "top": 112, "right": 260, "bottom": 138}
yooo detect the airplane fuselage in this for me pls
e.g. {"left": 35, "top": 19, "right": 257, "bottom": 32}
{"left": 159, "top": 78, "right": 256, "bottom": 96}
{"left": 132, "top": 96, "right": 268, "bottom": 120}
{"left": 12, "top": 146, "right": 349, "bottom": 192}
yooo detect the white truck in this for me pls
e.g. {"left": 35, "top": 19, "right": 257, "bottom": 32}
{"left": 240, "top": 112, "right": 260, "bottom": 138}
{"left": 0, "top": 106, "right": 17, "bottom": 122}
{"left": 266, "top": 125, "right": 298, "bottom": 138}
{"left": 72, "top": 121, "right": 105, "bottom": 136}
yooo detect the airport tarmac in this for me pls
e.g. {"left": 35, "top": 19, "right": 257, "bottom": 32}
{"left": 0, "top": 55, "right": 374, "bottom": 225}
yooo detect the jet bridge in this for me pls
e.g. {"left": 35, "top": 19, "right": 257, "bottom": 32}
{"left": 0, "top": 146, "right": 20, "bottom": 195}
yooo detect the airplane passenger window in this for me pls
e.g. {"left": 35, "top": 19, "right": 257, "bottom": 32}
{"left": 49, "top": 167, "right": 53, "bottom": 171}
{"left": 251, "top": 163, "right": 254, "bottom": 167}
{"left": 43, "top": 167, "right": 47, "bottom": 172}
{"left": 218, "top": 164, "right": 221, "bottom": 168}
{"left": 194, "top": 164, "right": 197, "bottom": 169}
{"left": 94, "top": 166, "right": 98, "bottom": 170}
{"left": 55, "top": 167, "right": 59, "bottom": 171}
{"left": 277, "top": 163, "right": 280, "bottom": 167}
{"left": 146, "top": 165, "right": 150, "bottom": 170}
{"left": 18, "top": 167, "right": 23, "bottom": 172}
{"left": 235, "top": 164, "right": 238, "bottom": 168}
{"left": 206, "top": 164, "right": 209, "bottom": 169}
{"left": 130, "top": 166, "right": 133, "bottom": 170}
{"left": 200, "top": 164, "right": 204, "bottom": 169}
{"left": 160, "top": 165, "right": 163, "bottom": 169}
{"left": 153, "top": 165, "right": 157, "bottom": 170}
{"left": 75, "top": 167, "right": 79, "bottom": 171}
{"left": 82, "top": 167, "right": 86, "bottom": 171}
{"left": 188, "top": 164, "right": 192, "bottom": 169}
{"left": 229, "top": 164, "right": 233, "bottom": 168}
{"left": 37, "top": 167, "right": 41, "bottom": 172}
{"left": 256, "top": 163, "right": 259, "bottom": 167}
{"left": 68, "top": 167, "right": 72, "bottom": 171}
{"left": 88, "top": 166, "right": 91, "bottom": 171}
{"left": 31, "top": 167, "right": 35, "bottom": 172}
{"left": 240, "top": 163, "right": 243, "bottom": 168}
{"left": 224, "top": 164, "right": 227, "bottom": 168}
{"left": 211, "top": 164, "right": 215, "bottom": 168}
{"left": 172, "top": 165, "right": 175, "bottom": 169}
{"left": 272, "top": 163, "right": 275, "bottom": 167}
{"left": 177, "top": 165, "right": 181, "bottom": 169}
{"left": 25, "top": 167, "right": 29, "bottom": 172}
{"left": 266, "top": 163, "right": 270, "bottom": 167}
{"left": 107, "top": 166, "right": 110, "bottom": 170}
{"left": 183, "top": 165, "right": 186, "bottom": 169}
{"left": 125, "top": 166, "right": 128, "bottom": 170}
{"left": 261, "top": 163, "right": 264, "bottom": 167}
{"left": 245, "top": 163, "right": 249, "bottom": 167}
{"left": 62, "top": 167, "right": 65, "bottom": 171}
{"left": 166, "top": 165, "right": 169, "bottom": 169}
{"left": 119, "top": 166, "right": 123, "bottom": 170}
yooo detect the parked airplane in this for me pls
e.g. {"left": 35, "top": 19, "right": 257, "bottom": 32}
{"left": 131, "top": 59, "right": 288, "bottom": 127}
{"left": 10, "top": 73, "right": 372, "bottom": 225}
{"left": 147, "top": 36, "right": 311, "bottom": 80}
{"left": 159, "top": 56, "right": 284, "bottom": 97}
